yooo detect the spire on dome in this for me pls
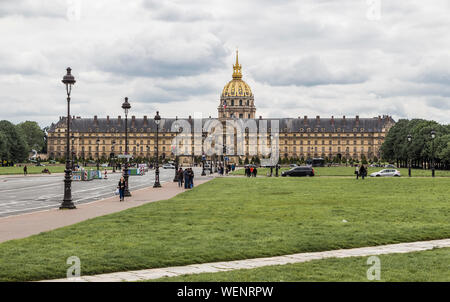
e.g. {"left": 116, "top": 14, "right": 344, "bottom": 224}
{"left": 232, "top": 49, "right": 242, "bottom": 79}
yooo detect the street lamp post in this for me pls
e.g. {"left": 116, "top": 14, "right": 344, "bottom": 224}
{"left": 111, "top": 140, "right": 116, "bottom": 173}
{"left": 122, "top": 97, "right": 131, "bottom": 197}
{"left": 154, "top": 111, "right": 162, "bottom": 188}
{"left": 96, "top": 138, "right": 100, "bottom": 170}
{"left": 60, "top": 67, "right": 76, "bottom": 210}
{"left": 201, "top": 154, "right": 206, "bottom": 176}
{"left": 431, "top": 130, "right": 436, "bottom": 178}
{"left": 407, "top": 134, "right": 412, "bottom": 177}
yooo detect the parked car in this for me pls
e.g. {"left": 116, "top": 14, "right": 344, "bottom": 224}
{"left": 289, "top": 164, "right": 298, "bottom": 168}
{"left": 384, "top": 164, "right": 396, "bottom": 168}
{"left": 162, "top": 164, "right": 175, "bottom": 169}
{"left": 281, "top": 166, "right": 314, "bottom": 177}
{"left": 101, "top": 163, "right": 108, "bottom": 167}
{"left": 370, "top": 169, "right": 401, "bottom": 177}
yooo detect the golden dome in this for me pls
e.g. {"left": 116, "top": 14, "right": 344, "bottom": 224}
{"left": 221, "top": 50, "right": 253, "bottom": 97}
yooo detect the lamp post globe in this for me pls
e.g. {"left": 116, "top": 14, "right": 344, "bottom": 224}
{"left": 431, "top": 130, "right": 436, "bottom": 177}
{"left": 122, "top": 97, "right": 132, "bottom": 197}
{"left": 153, "top": 111, "right": 162, "bottom": 188}
{"left": 60, "top": 67, "right": 76, "bottom": 210}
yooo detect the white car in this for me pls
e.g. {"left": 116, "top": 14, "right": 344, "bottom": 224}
{"left": 162, "top": 164, "right": 175, "bottom": 169}
{"left": 370, "top": 169, "right": 401, "bottom": 177}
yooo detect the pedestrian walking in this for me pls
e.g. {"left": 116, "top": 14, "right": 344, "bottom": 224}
{"left": 177, "top": 168, "right": 184, "bottom": 187}
{"left": 355, "top": 164, "right": 359, "bottom": 179}
{"left": 104, "top": 169, "right": 108, "bottom": 179}
{"left": 184, "top": 168, "right": 190, "bottom": 189}
{"left": 359, "top": 165, "right": 367, "bottom": 180}
{"left": 118, "top": 176, "right": 126, "bottom": 201}
{"left": 254, "top": 167, "right": 258, "bottom": 177}
{"left": 23, "top": 165, "right": 27, "bottom": 176}
{"left": 189, "top": 168, "right": 195, "bottom": 188}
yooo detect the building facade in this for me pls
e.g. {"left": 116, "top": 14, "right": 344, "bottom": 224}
{"left": 47, "top": 52, "right": 395, "bottom": 164}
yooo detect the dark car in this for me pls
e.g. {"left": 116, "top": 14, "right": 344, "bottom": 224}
{"left": 281, "top": 166, "right": 314, "bottom": 177}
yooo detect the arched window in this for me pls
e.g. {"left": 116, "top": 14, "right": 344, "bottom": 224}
{"left": 239, "top": 100, "right": 242, "bottom": 106}
{"left": 231, "top": 100, "right": 234, "bottom": 106}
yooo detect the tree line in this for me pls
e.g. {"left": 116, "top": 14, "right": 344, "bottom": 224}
{"left": 380, "top": 119, "right": 450, "bottom": 170}
{"left": 0, "top": 120, "right": 47, "bottom": 164}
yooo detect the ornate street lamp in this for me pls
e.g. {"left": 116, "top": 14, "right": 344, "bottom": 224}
{"left": 146, "top": 145, "right": 150, "bottom": 168}
{"left": 96, "top": 138, "right": 100, "bottom": 170}
{"left": 122, "top": 97, "right": 131, "bottom": 197}
{"left": 60, "top": 67, "right": 76, "bottom": 210}
{"left": 111, "top": 140, "right": 116, "bottom": 173}
{"left": 201, "top": 153, "right": 206, "bottom": 176}
{"left": 153, "top": 111, "right": 162, "bottom": 188}
{"left": 407, "top": 134, "right": 412, "bottom": 177}
{"left": 431, "top": 130, "right": 436, "bottom": 177}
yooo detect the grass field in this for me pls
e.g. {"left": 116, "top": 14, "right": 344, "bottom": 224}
{"left": 0, "top": 177, "right": 448, "bottom": 281}
{"left": 150, "top": 247, "right": 450, "bottom": 282}
{"left": 231, "top": 166, "right": 450, "bottom": 177}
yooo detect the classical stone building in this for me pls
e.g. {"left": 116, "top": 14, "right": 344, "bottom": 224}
{"left": 47, "top": 52, "right": 395, "bottom": 164}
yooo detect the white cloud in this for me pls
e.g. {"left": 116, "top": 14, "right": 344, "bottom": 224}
{"left": 0, "top": 0, "right": 449, "bottom": 127}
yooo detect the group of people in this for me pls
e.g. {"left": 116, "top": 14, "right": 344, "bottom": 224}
{"left": 355, "top": 164, "right": 367, "bottom": 179}
{"left": 245, "top": 165, "right": 258, "bottom": 177}
{"left": 176, "top": 167, "right": 195, "bottom": 189}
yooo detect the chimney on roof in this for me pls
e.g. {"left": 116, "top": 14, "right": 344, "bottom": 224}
{"left": 303, "top": 115, "right": 308, "bottom": 125}
{"left": 355, "top": 115, "right": 360, "bottom": 127}
{"left": 94, "top": 115, "right": 98, "bottom": 126}
{"left": 118, "top": 115, "right": 122, "bottom": 125}
{"left": 331, "top": 116, "right": 335, "bottom": 126}
{"left": 316, "top": 115, "right": 320, "bottom": 125}
{"left": 143, "top": 115, "right": 148, "bottom": 126}
{"left": 131, "top": 115, "right": 136, "bottom": 127}
{"left": 106, "top": 116, "right": 110, "bottom": 124}
{"left": 343, "top": 116, "right": 346, "bottom": 126}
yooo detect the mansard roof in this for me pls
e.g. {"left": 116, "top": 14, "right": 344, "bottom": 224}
{"left": 49, "top": 115, "right": 394, "bottom": 134}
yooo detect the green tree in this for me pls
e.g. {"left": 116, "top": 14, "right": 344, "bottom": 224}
{"left": 17, "top": 121, "right": 45, "bottom": 153}
{"left": 0, "top": 120, "right": 29, "bottom": 162}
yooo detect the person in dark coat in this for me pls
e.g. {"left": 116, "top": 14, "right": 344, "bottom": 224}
{"left": 254, "top": 167, "right": 258, "bottom": 177}
{"left": 177, "top": 168, "right": 184, "bottom": 187}
{"left": 118, "top": 176, "right": 126, "bottom": 201}
{"left": 184, "top": 168, "right": 190, "bottom": 189}
{"left": 190, "top": 168, "right": 195, "bottom": 188}
{"left": 359, "top": 165, "right": 367, "bottom": 180}
{"left": 23, "top": 165, "right": 27, "bottom": 176}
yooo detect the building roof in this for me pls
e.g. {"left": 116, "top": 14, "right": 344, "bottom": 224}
{"left": 49, "top": 115, "right": 394, "bottom": 134}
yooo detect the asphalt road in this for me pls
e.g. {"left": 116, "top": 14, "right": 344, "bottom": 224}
{"left": 0, "top": 167, "right": 203, "bottom": 218}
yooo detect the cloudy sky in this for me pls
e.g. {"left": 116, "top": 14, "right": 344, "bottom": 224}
{"left": 0, "top": 0, "right": 449, "bottom": 127}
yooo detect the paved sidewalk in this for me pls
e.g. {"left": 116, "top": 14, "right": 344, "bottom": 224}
{"left": 0, "top": 177, "right": 213, "bottom": 243}
{"left": 44, "top": 238, "right": 450, "bottom": 282}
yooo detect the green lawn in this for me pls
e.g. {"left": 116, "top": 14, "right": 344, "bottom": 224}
{"left": 232, "top": 166, "right": 450, "bottom": 177}
{"left": 150, "top": 247, "right": 450, "bottom": 282}
{"left": 0, "top": 165, "right": 66, "bottom": 175}
{"left": 0, "top": 177, "right": 449, "bottom": 281}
